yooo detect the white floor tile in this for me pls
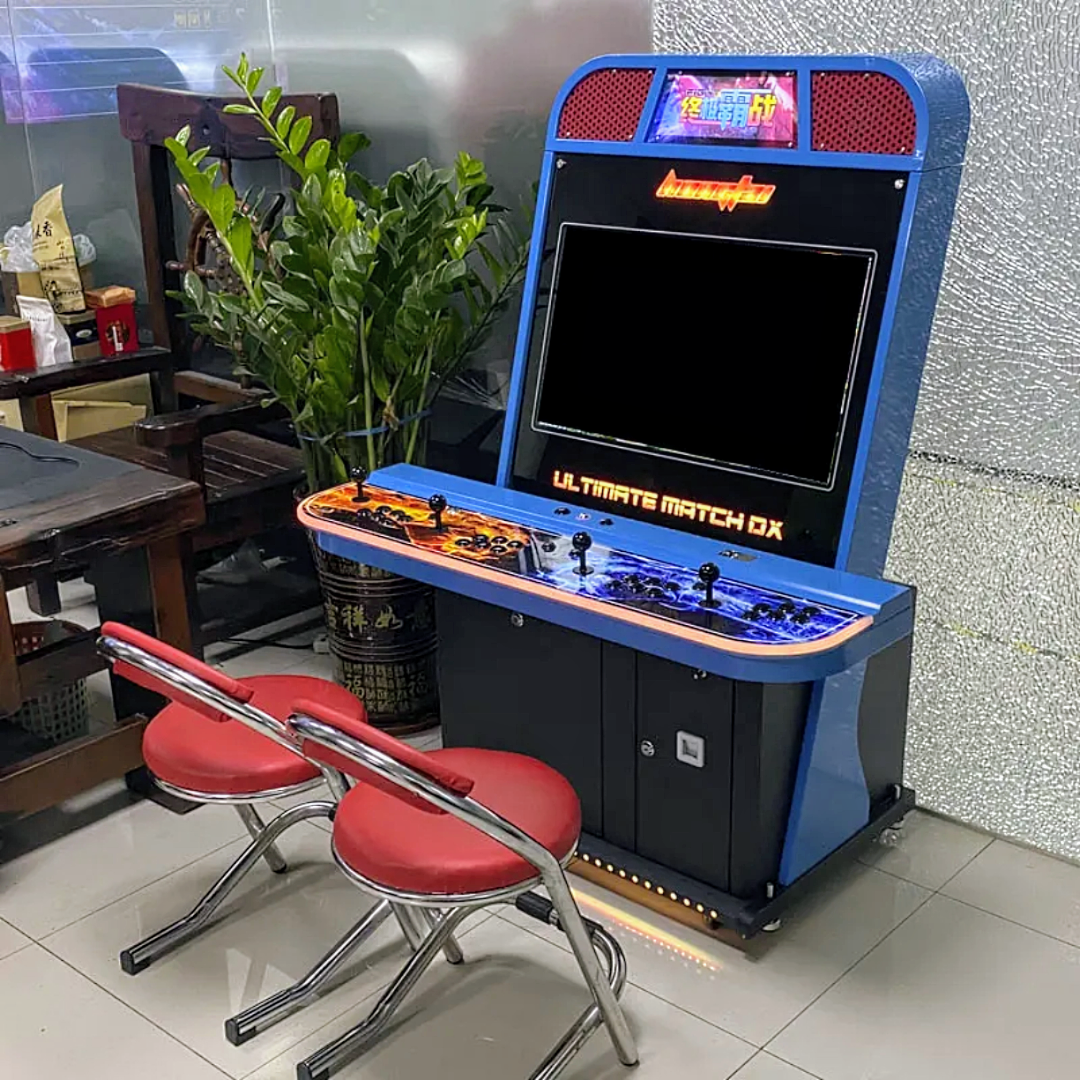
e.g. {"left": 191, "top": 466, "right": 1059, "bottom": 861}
{"left": 44, "top": 822, "right": 472, "bottom": 1077}
{"left": 942, "top": 839, "right": 1080, "bottom": 945}
{"left": 501, "top": 864, "right": 929, "bottom": 1046}
{"left": 734, "top": 1051, "right": 821, "bottom": 1079}
{"left": 0, "top": 916, "right": 31, "bottom": 960}
{"left": 246, "top": 912, "right": 756, "bottom": 1080}
{"left": 219, "top": 645, "right": 311, "bottom": 679}
{"left": 0, "top": 800, "right": 248, "bottom": 938}
{"left": 770, "top": 894, "right": 1080, "bottom": 1080}
{"left": 0, "top": 943, "right": 228, "bottom": 1079}
{"left": 284, "top": 651, "right": 337, "bottom": 681}
{"left": 858, "top": 809, "right": 992, "bottom": 890}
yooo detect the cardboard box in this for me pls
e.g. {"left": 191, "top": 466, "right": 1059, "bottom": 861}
{"left": 53, "top": 399, "right": 146, "bottom": 442}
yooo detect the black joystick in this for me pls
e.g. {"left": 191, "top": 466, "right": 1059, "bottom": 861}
{"left": 350, "top": 465, "right": 369, "bottom": 504}
{"left": 571, "top": 531, "right": 593, "bottom": 576}
{"left": 698, "top": 562, "right": 720, "bottom": 607}
{"left": 428, "top": 493, "right": 447, "bottom": 531}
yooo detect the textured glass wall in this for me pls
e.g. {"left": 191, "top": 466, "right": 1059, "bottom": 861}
{"left": 269, "top": 0, "right": 651, "bottom": 393}
{"left": 0, "top": 0, "right": 272, "bottom": 297}
{"left": 655, "top": 2, "right": 1080, "bottom": 858}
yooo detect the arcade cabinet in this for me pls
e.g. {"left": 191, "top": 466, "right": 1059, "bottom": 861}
{"left": 300, "top": 54, "right": 969, "bottom": 936}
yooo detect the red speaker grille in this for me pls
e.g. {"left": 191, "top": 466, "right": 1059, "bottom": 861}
{"left": 556, "top": 68, "right": 655, "bottom": 142}
{"left": 811, "top": 71, "right": 917, "bottom": 155}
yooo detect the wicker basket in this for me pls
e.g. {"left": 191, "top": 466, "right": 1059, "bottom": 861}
{"left": 9, "top": 621, "right": 91, "bottom": 744}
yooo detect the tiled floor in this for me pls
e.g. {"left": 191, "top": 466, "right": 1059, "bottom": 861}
{"left": 4, "top": 587, "right": 1080, "bottom": 1078}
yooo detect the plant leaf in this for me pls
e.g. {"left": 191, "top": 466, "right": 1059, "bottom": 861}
{"left": 289, "top": 114, "right": 313, "bottom": 156}
{"left": 336, "top": 131, "right": 370, "bottom": 163}
{"left": 223, "top": 103, "right": 258, "bottom": 115}
{"left": 261, "top": 85, "right": 282, "bottom": 118}
{"left": 276, "top": 105, "right": 296, "bottom": 140}
{"left": 304, "top": 138, "right": 331, "bottom": 172}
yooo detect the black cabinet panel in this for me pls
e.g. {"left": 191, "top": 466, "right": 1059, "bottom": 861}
{"left": 635, "top": 654, "right": 733, "bottom": 891}
{"left": 435, "top": 591, "right": 604, "bottom": 833}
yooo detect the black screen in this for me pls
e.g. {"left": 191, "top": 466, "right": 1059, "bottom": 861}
{"left": 532, "top": 224, "right": 874, "bottom": 489}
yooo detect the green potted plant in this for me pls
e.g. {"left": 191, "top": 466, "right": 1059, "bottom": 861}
{"left": 166, "top": 56, "right": 530, "bottom": 730}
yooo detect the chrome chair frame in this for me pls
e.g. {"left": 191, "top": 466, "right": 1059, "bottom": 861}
{"left": 254, "top": 709, "right": 640, "bottom": 1080}
{"left": 97, "top": 635, "right": 462, "bottom": 995}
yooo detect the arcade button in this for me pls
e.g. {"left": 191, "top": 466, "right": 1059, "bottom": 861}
{"left": 376, "top": 505, "right": 393, "bottom": 515}
{"left": 490, "top": 545, "right": 507, "bottom": 555}
{"left": 776, "top": 601, "right": 796, "bottom": 616}
{"left": 472, "top": 535, "right": 490, "bottom": 549}
{"left": 746, "top": 603, "right": 770, "bottom": 620}
{"left": 455, "top": 538, "right": 473, "bottom": 547}
{"left": 492, "top": 536, "right": 508, "bottom": 544}
{"left": 507, "top": 540, "right": 524, "bottom": 549}
{"left": 390, "top": 509, "right": 410, "bottom": 522}
{"left": 541, "top": 542, "right": 557, "bottom": 553}
{"left": 553, "top": 507, "right": 571, "bottom": 516}
{"left": 599, "top": 518, "right": 614, "bottom": 526}
{"left": 645, "top": 576, "right": 663, "bottom": 588}
{"left": 645, "top": 586, "right": 666, "bottom": 599}
{"left": 665, "top": 580, "right": 681, "bottom": 592}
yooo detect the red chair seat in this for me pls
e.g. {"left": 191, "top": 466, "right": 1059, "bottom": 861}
{"left": 332, "top": 748, "right": 581, "bottom": 896}
{"left": 144, "top": 674, "right": 366, "bottom": 796}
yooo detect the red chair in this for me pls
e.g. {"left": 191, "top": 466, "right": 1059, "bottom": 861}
{"left": 95, "top": 622, "right": 422, "bottom": 980}
{"left": 232, "top": 696, "right": 639, "bottom": 1080}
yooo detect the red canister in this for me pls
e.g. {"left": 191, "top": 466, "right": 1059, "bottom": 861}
{"left": 0, "top": 315, "right": 35, "bottom": 371}
{"left": 86, "top": 285, "right": 139, "bottom": 356}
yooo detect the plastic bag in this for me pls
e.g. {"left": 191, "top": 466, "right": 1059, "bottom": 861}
{"left": 0, "top": 221, "right": 96, "bottom": 272}
{"left": 16, "top": 294, "right": 73, "bottom": 367}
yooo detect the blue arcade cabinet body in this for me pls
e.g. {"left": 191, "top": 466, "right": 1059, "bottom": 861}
{"left": 301, "top": 54, "right": 969, "bottom": 935}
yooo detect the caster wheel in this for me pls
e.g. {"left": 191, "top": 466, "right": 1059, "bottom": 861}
{"left": 761, "top": 918, "right": 782, "bottom": 933}
{"left": 878, "top": 824, "right": 904, "bottom": 848}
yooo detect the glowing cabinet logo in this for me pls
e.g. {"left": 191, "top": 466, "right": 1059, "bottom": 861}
{"left": 655, "top": 170, "right": 775, "bottom": 212}
{"left": 552, "top": 470, "right": 784, "bottom": 541}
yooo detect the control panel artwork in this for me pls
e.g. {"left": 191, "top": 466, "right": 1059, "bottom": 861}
{"left": 301, "top": 477, "right": 864, "bottom": 648}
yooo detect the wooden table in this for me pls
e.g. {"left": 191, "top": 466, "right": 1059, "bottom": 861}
{"left": 0, "top": 346, "right": 177, "bottom": 440}
{"left": 0, "top": 428, "right": 203, "bottom": 817}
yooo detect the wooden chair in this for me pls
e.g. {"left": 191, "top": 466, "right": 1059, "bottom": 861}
{"left": 77, "top": 84, "right": 342, "bottom": 652}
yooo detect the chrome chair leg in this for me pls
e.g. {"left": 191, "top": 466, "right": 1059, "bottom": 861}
{"left": 514, "top": 893, "right": 633, "bottom": 1079}
{"left": 225, "top": 899, "right": 394, "bottom": 1045}
{"left": 390, "top": 902, "right": 423, "bottom": 950}
{"left": 236, "top": 803, "right": 289, "bottom": 874}
{"left": 539, "top": 873, "right": 638, "bottom": 1068}
{"left": 296, "top": 907, "right": 471, "bottom": 1080}
{"left": 393, "top": 904, "right": 465, "bottom": 966}
{"left": 119, "top": 801, "right": 334, "bottom": 975}
{"left": 416, "top": 907, "right": 465, "bottom": 965}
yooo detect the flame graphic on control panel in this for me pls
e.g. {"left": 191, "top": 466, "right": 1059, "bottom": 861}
{"left": 306, "top": 485, "right": 531, "bottom": 563}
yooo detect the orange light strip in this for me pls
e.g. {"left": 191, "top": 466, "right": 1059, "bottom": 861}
{"left": 570, "top": 888, "right": 720, "bottom": 971}
{"left": 656, "top": 169, "right": 775, "bottom": 212}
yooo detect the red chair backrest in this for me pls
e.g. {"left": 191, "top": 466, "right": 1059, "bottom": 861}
{"left": 291, "top": 697, "right": 474, "bottom": 815}
{"left": 99, "top": 621, "right": 253, "bottom": 723}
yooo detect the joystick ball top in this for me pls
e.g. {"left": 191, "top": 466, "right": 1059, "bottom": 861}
{"left": 429, "top": 494, "right": 447, "bottom": 513}
{"left": 572, "top": 531, "right": 593, "bottom": 552}
{"left": 698, "top": 561, "right": 720, "bottom": 584}
{"left": 350, "top": 465, "right": 368, "bottom": 484}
